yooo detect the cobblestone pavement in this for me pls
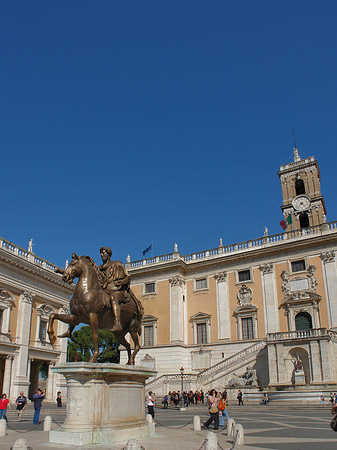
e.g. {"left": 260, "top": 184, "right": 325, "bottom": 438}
{"left": 1, "top": 403, "right": 337, "bottom": 449}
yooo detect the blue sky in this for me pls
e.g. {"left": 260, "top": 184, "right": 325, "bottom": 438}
{"left": 1, "top": 1, "right": 337, "bottom": 268}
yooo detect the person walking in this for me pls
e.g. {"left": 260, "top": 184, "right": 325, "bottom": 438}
{"left": 219, "top": 391, "right": 229, "bottom": 428}
{"left": 0, "top": 394, "right": 10, "bottom": 421}
{"left": 237, "top": 390, "right": 244, "bottom": 406}
{"left": 33, "top": 388, "right": 45, "bottom": 424}
{"left": 203, "top": 389, "right": 220, "bottom": 431}
{"left": 147, "top": 391, "right": 155, "bottom": 420}
{"left": 15, "top": 392, "right": 27, "bottom": 421}
{"left": 56, "top": 391, "right": 62, "bottom": 407}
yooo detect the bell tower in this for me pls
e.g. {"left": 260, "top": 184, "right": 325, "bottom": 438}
{"left": 278, "top": 149, "right": 327, "bottom": 231}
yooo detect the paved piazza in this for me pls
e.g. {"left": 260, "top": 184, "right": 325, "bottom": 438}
{"left": 2, "top": 403, "right": 337, "bottom": 449}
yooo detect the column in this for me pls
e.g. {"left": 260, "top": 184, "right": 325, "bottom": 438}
{"left": 169, "top": 275, "right": 185, "bottom": 343}
{"left": 46, "top": 361, "right": 56, "bottom": 402}
{"left": 214, "top": 272, "right": 230, "bottom": 340}
{"left": 320, "top": 252, "right": 337, "bottom": 329}
{"left": 12, "top": 291, "right": 34, "bottom": 399}
{"left": 259, "top": 264, "right": 280, "bottom": 334}
{"left": 267, "top": 343, "right": 278, "bottom": 385}
{"left": 2, "top": 356, "right": 14, "bottom": 398}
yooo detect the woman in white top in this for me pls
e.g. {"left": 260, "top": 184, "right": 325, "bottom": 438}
{"left": 147, "top": 391, "right": 155, "bottom": 419}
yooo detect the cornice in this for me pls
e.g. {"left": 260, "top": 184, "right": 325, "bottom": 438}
{"left": 0, "top": 250, "right": 74, "bottom": 292}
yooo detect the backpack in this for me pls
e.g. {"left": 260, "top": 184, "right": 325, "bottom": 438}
{"left": 218, "top": 398, "right": 226, "bottom": 411}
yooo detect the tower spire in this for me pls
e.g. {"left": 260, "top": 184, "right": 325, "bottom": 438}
{"left": 292, "top": 130, "right": 301, "bottom": 162}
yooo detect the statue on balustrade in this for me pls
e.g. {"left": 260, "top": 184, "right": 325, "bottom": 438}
{"left": 227, "top": 366, "right": 258, "bottom": 387}
{"left": 48, "top": 247, "right": 144, "bottom": 364}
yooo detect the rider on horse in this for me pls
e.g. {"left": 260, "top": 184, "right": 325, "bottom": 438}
{"left": 99, "top": 247, "right": 144, "bottom": 332}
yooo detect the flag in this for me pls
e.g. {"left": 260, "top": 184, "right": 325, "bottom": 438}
{"left": 143, "top": 244, "right": 152, "bottom": 256}
{"left": 280, "top": 214, "right": 292, "bottom": 230}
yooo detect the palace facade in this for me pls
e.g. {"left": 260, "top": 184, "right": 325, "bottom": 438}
{"left": 0, "top": 240, "right": 73, "bottom": 401}
{"left": 121, "top": 150, "right": 337, "bottom": 395}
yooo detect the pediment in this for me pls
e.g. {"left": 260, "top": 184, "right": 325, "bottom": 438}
{"left": 190, "top": 312, "right": 211, "bottom": 321}
{"left": 280, "top": 290, "right": 321, "bottom": 308}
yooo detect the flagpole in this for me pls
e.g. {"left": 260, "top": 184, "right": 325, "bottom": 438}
{"left": 151, "top": 240, "right": 153, "bottom": 258}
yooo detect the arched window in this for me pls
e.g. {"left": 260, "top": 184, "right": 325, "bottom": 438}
{"left": 295, "top": 312, "right": 312, "bottom": 330}
{"left": 295, "top": 179, "right": 306, "bottom": 195}
{"left": 299, "top": 213, "right": 309, "bottom": 229}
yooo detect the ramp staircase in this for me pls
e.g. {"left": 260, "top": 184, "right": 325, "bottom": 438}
{"left": 146, "top": 339, "right": 267, "bottom": 392}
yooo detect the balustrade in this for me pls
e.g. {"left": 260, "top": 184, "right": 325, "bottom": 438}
{"left": 267, "top": 328, "right": 327, "bottom": 341}
{"left": 128, "top": 220, "right": 337, "bottom": 270}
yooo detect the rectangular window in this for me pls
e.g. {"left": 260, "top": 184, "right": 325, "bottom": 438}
{"left": 242, "top": 317, "right": 254, "bottom": 340}
{"left": 197, "top": 323, "right": 207, "bottom": 344}
{"left": 144, "top": 325, "right": 154, "bottom": 346}
{"left": 291, "top": 260, "right": 306, "bottom": 273}
{"left": 144, "top": 282, "right": 156, "bottom": 294}
{"left": 238, "top": 270, "right": 251, "bottom": 282}
{"left": 0, "top": 309, "right": 3, "bottom": 332}
{"left": 39, "top": 320, "right": 47, "bottom": 342}
{"left": 196, "top": 278, "right": 207, "bottom": 290}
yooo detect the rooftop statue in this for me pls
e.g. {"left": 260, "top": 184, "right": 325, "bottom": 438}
{"left": 48, "top": 248, "right": 144, "bottom": 364}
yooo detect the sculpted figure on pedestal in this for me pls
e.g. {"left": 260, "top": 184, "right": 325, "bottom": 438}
{"left": 49, "top": 249, "right": 144, "bottom": 364}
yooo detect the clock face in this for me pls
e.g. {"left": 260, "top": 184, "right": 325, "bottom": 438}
{"left": 292, "top": 195, "right": 311, "bottom": 212}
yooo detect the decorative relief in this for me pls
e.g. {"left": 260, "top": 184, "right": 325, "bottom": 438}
{"left": 214, "top": 272, "right": 227, "bottom": 283}
{"left": 38, "top": 304, "right": 55, "bottom": 316}
{"left": 22, "top": 291, "right": 34, "bottom": 304}
{"left": 237, "top": 284, "right": 252, "bottom": 306}
{"left": 281, "top": 271, "right": 291, "bottom": 295}
{"left": 259, "top": 263, "right": 273, "bottom": 274}
{"left": 59, "top": 305, "right": 70, "bottom": 314}
{"left": 0, "top": 290, "right": 15, "bottom": 306}
{"left": 169, "top": 275, "right": 185, "bottom": 287}
{"left": 320, "top": 251, "right": 335, "bottom": 263}
{"left": 308, "top": 265, "right": 318, "bottom": 291}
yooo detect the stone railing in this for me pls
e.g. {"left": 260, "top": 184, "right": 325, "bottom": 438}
{"left": 0, "top": 237, "right": 61, "bottom": 274}
{"left": 146, "top": 373, "right": 198, "bottom": 390}
{"left": 267, "top": 328, "right": 328, "bottom": 341}
{"left": 127, "top": 221, "right": 337, "bottom": 270}
{"left": 197, "top": 340, "right": 266, "bottom": 383}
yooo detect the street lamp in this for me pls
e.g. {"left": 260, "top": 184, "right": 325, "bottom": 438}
{"left": 180, "top": 367, "right": 186, "bottom": 411}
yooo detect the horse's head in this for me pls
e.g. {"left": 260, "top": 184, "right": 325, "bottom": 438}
{"left": 62, "top": 253, "right": 83, "bottom": 283}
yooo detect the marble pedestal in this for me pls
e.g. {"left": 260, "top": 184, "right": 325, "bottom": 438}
{"left": 294, "top": 370, "right": 305, "bottom": 385}
{"left": 49, "top": 362, "right": 156, "bottom": 447}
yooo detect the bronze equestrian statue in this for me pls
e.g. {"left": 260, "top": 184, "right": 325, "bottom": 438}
{"left": 48, "top": 248, "right": 144, "bottom": 364}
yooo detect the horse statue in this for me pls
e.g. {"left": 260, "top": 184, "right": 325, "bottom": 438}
{"left": 48, "top": 253, "right": 143, "bottom": 364}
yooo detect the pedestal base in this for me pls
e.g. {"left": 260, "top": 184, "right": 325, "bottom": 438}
{"left": 294, "top": 371, "right": 305, "bottom": 385}
{"left": 48, "top": 362, "right": 156, "bottom": 446}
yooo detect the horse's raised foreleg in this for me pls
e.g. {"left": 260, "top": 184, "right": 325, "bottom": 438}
{"left": 88, "top": 312, "right": 99, "bottom": 363}
{"left": 48, "top": 313, "right": 79, "bottom": 347}
{"left": 129, "top": 330, "right": 140, "bottom": 366}
{"left": 114, "top": 332, "right": 131, "bottom": 365}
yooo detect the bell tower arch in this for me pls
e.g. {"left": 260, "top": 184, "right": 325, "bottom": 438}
{"left": 278, "top": 148, "right": 327, "bottom": 231}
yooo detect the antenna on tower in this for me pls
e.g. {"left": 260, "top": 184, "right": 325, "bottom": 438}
{"left": 292, "top": 129, "right": 297, "bottom": 149}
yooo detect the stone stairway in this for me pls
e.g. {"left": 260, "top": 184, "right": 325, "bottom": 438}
{"left": 146, "top": 339, "right": 267, "bottom": 392}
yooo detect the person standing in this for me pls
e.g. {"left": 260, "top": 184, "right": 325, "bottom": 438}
{"left": 33, "top": 388, "right": 45, "bottom": 424}
{"left": 0, "top": 394, "right": 10, "bottom": 421}
{"left": 237, "top": 390, "right": 244, "bottom": 406}
{"left": 163, "top": 394, "right": 168, "bottom": 409}
{"left": 219, "top": 391, "right": 229, "bottom": 427}
{"left": 203, "top": 389, "right": 220, "bottom": 430}
{"left": 147, "top": 391, "right": 155, "bottom": 420}
{"left": 56, "top": 391, "right": 62, "bottom": 407}
{"left": 15, "top": 392, "right": 27, "bottom": 421}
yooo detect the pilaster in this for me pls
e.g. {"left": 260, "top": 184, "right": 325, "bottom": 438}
{"left": 2, "top": 355, "right": 14, "bottom": 398}
{"left": 169, "top": 276, "right": 185, "bottom": 343}
{"left": 12, "top": 291, "right": 34, "bottom": 398}
{"left": 259, "top": 264, "right": 280, "bottom": 333}
{"left": 320, "top": 251, "right": 337, "bottom": 329}
{"left": 214, "top": 272, "right": 230, "bottom": 340}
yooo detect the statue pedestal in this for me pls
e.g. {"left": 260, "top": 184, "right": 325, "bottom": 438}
{"left": 49, "top": 362, "right": 156, "bottom": 447}
{"left": 294, "top": 370, "right": 305, "bottom": 385}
